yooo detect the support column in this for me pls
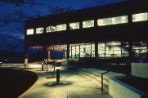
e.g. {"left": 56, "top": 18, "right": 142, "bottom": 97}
{"left": 95, "top": 42, "right": 98, "bottom": 58}
{"left": 127, "top": 41, "right": 133, "bottom": 76}
{"left": 67, "top": 44, "right": 70, "bottom": 59}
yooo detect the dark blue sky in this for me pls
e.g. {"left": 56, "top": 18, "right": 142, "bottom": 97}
{"left": 0, "top": 0, "right": 125, "bottom": 52}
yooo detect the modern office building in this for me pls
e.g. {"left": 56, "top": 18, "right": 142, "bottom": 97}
{"left": 25, "top": 0, "right": 148, "bottom": 66}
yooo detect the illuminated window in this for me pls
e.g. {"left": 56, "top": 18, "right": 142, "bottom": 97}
{"left": 80, "top": 45, "right": 85, "bottom": 57}
{"left": 98, "top": 43, "right": 105, "bottom": 57}
{"left": 56, "top": 24, "right": 66, "bottom": 31}
{"left": 132, "top": 12, "right": 148, "bottom": 22}
{"left": 133, "top": 42, "right": 147, "bottom": 57}
{"left": 46, "top": 26, "right": 56, "bottom": 32}
{"left": 46, "top": 24, "right": 66, "bottom": 32}
{"left": 36, "top": 27, "right": 44, "bottom": 34}
{"left": 27, "top": 28, "right": 34, "bottom": 35}
{"left": 82, "top": 20, "right": 94, "bottom": 28}
{"left": 69, "top": 22, "right": 80, "bottom": 30}
{"left": 106, "top": 42, "right": 121, "bottom": 57}
{"left": 70, "top": 43, "right": 95, "bottom": 58}
{"left": 97, "top": 16, "right": 128, "bottom": 26}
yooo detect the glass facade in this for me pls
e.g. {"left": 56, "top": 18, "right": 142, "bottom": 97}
{"left": 69, "top": 22, "right": 80, "bottom": 30}
{"left": 82, "top": 20, "right": 94, "bottom": 28}
{"left": 69, "top": 42, "right": 148, "bottom": 59}
{"left": 69, "top": 43, "right": 95, "bottom": 58}
{"left": 98, "top": 42, "right": 123, "bottom": 58}
{"left": 133, "top": 42, "right": 147, "bottom": 57}
{"left": 27, "top": 28, "right": 34, "bottom": 35}
{"left": 97, "top": 16, "right": 128, "bottom": 26}
{"left": 132, "top": 12, "right": 148, "bottom": 22}
{"left": 36, "top": 27, "right": 44, "bottom": 34}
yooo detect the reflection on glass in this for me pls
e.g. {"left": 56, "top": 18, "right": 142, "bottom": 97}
{"left": 27, "top": 28, "right": 34, "bottom": 35}
{"left": 132, "top": 12, "right": 148, "bottom": 22}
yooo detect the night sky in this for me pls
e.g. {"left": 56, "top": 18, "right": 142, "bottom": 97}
{"left": 0, "top": 0, "right": 125, "bottom": 52}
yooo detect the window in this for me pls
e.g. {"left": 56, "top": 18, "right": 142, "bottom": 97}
{"left": 46, "top": 24, "right": 66, "bottom": 32}
{"left": 98, "top": 43, "right": 105, "bottom": 57}
{"left": 56, "top": 24, "right": 66, "bottom": 31}
{"left": 132, "top": 12, "right": 148, "bottom": 22}
{"left": 36, "top": 27, "right": 44, "bottom": 34}
{"left": 106, "top": 42, "right": 121, "bottom": 57}
{"left": 69, "top": 22, "right": 80, "bottom": 30}
{"left": 133, "top": 42, "right": 147, "bottom": 57}
{"left": 70, "top": 43, "right": 95, "bottom": 58}
{"left": 98, "top": 42, "right": 122, "bottom": 58}
{"left": 46, "top": 26, "right": 56, "bottom": 32}
{"left": 27, "top": 28, "right": 34, "bottom": 35}
{"left": 82, "top": 20, "right": 94, "bottom": 28}
{"left": 97, "top": 16, "right": 128, "bottom": 26}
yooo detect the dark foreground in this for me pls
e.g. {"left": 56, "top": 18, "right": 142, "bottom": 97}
{"left": 0, "top": 68, "right": 38, "bottom": 98}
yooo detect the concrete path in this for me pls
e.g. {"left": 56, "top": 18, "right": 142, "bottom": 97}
{"left": 21, "top": 68, "right": 113, "bottom": 98}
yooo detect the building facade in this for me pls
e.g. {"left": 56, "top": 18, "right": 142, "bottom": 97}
{"left": 25, "top": 0, "right": 148, "bottom": 64}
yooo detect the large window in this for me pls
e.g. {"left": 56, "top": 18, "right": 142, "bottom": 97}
{"left": 98, "top": 43, "right": 105, "bottom": 57}
{"left": 36, "top": 27, "right": 44, "bottom": 34}
{"left": 27, "top": 28, "right": 34, "bottom": 35}
{"left": 106, "top": 42, "right": 121, "bottom": 57}
{"left": 46, "top": 24, "right": 66, "bottom": 33}
{"left": 132, "top": 12, "right": 148, "bottom": 22}
{"left": 82, "top": 20, "right": 94, "bottom": 28}
{"left": 132, "top": 42, "right": 147, "bottom": 57}
{"left": 70, "top": 43, "right": 95, "bottom": 58}
{"left": 97, "top": 15, "right": 128, "bottom": 26}
{"left": 98, "top": 42, "right": 129, "bottom": 58}
{"left": 69, "top": 22, "right": 80, "bottom": 30}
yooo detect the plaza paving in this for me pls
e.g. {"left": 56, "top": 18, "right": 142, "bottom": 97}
{"left": 20, "top": 64, "right": 113, "bottom": 98}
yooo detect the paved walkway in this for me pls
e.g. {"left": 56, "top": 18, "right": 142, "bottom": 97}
{"left": 20, "top": 66, "right": 113, "bottom": 98}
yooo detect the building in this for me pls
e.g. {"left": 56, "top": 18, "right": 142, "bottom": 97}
{"left": 25, "top": 0, "right": 148, "bottom": 70}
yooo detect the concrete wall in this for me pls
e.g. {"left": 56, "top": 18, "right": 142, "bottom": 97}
{"left": 109, "top": 79, "right": 147, "bottom": 98}
{"left": 131, "top": 63, "right": 148, "bottom": 78}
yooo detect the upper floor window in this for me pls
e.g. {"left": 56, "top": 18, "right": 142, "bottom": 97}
{"left": 27, "top": 28, "right": 34, "bottom": 35}
{"left": 97, "top": 15, "right": 128, "bottom": 26}
{"left": 69, "top": 22, "right": 80, "bottom": 30}
{"left": 82, "top": 20, "right": 94, "bottom": 28}
{"left": 46, "top": 26, "right": 56, "bottom": 32}
{"left": 46, "top": 24, "right": 66, "bottom": 33}
{"left": 36, "top": 27, "right": 44, "bottom": 34}
{"left": 132, "top": 12, "right": 148, "bottom": 22}
{"left": 56, "top": 24, "right": 66, "bottom": 31}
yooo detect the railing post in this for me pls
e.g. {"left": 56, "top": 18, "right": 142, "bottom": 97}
{"left": 101, "top": 73, "right": 103, "bottom": 93}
